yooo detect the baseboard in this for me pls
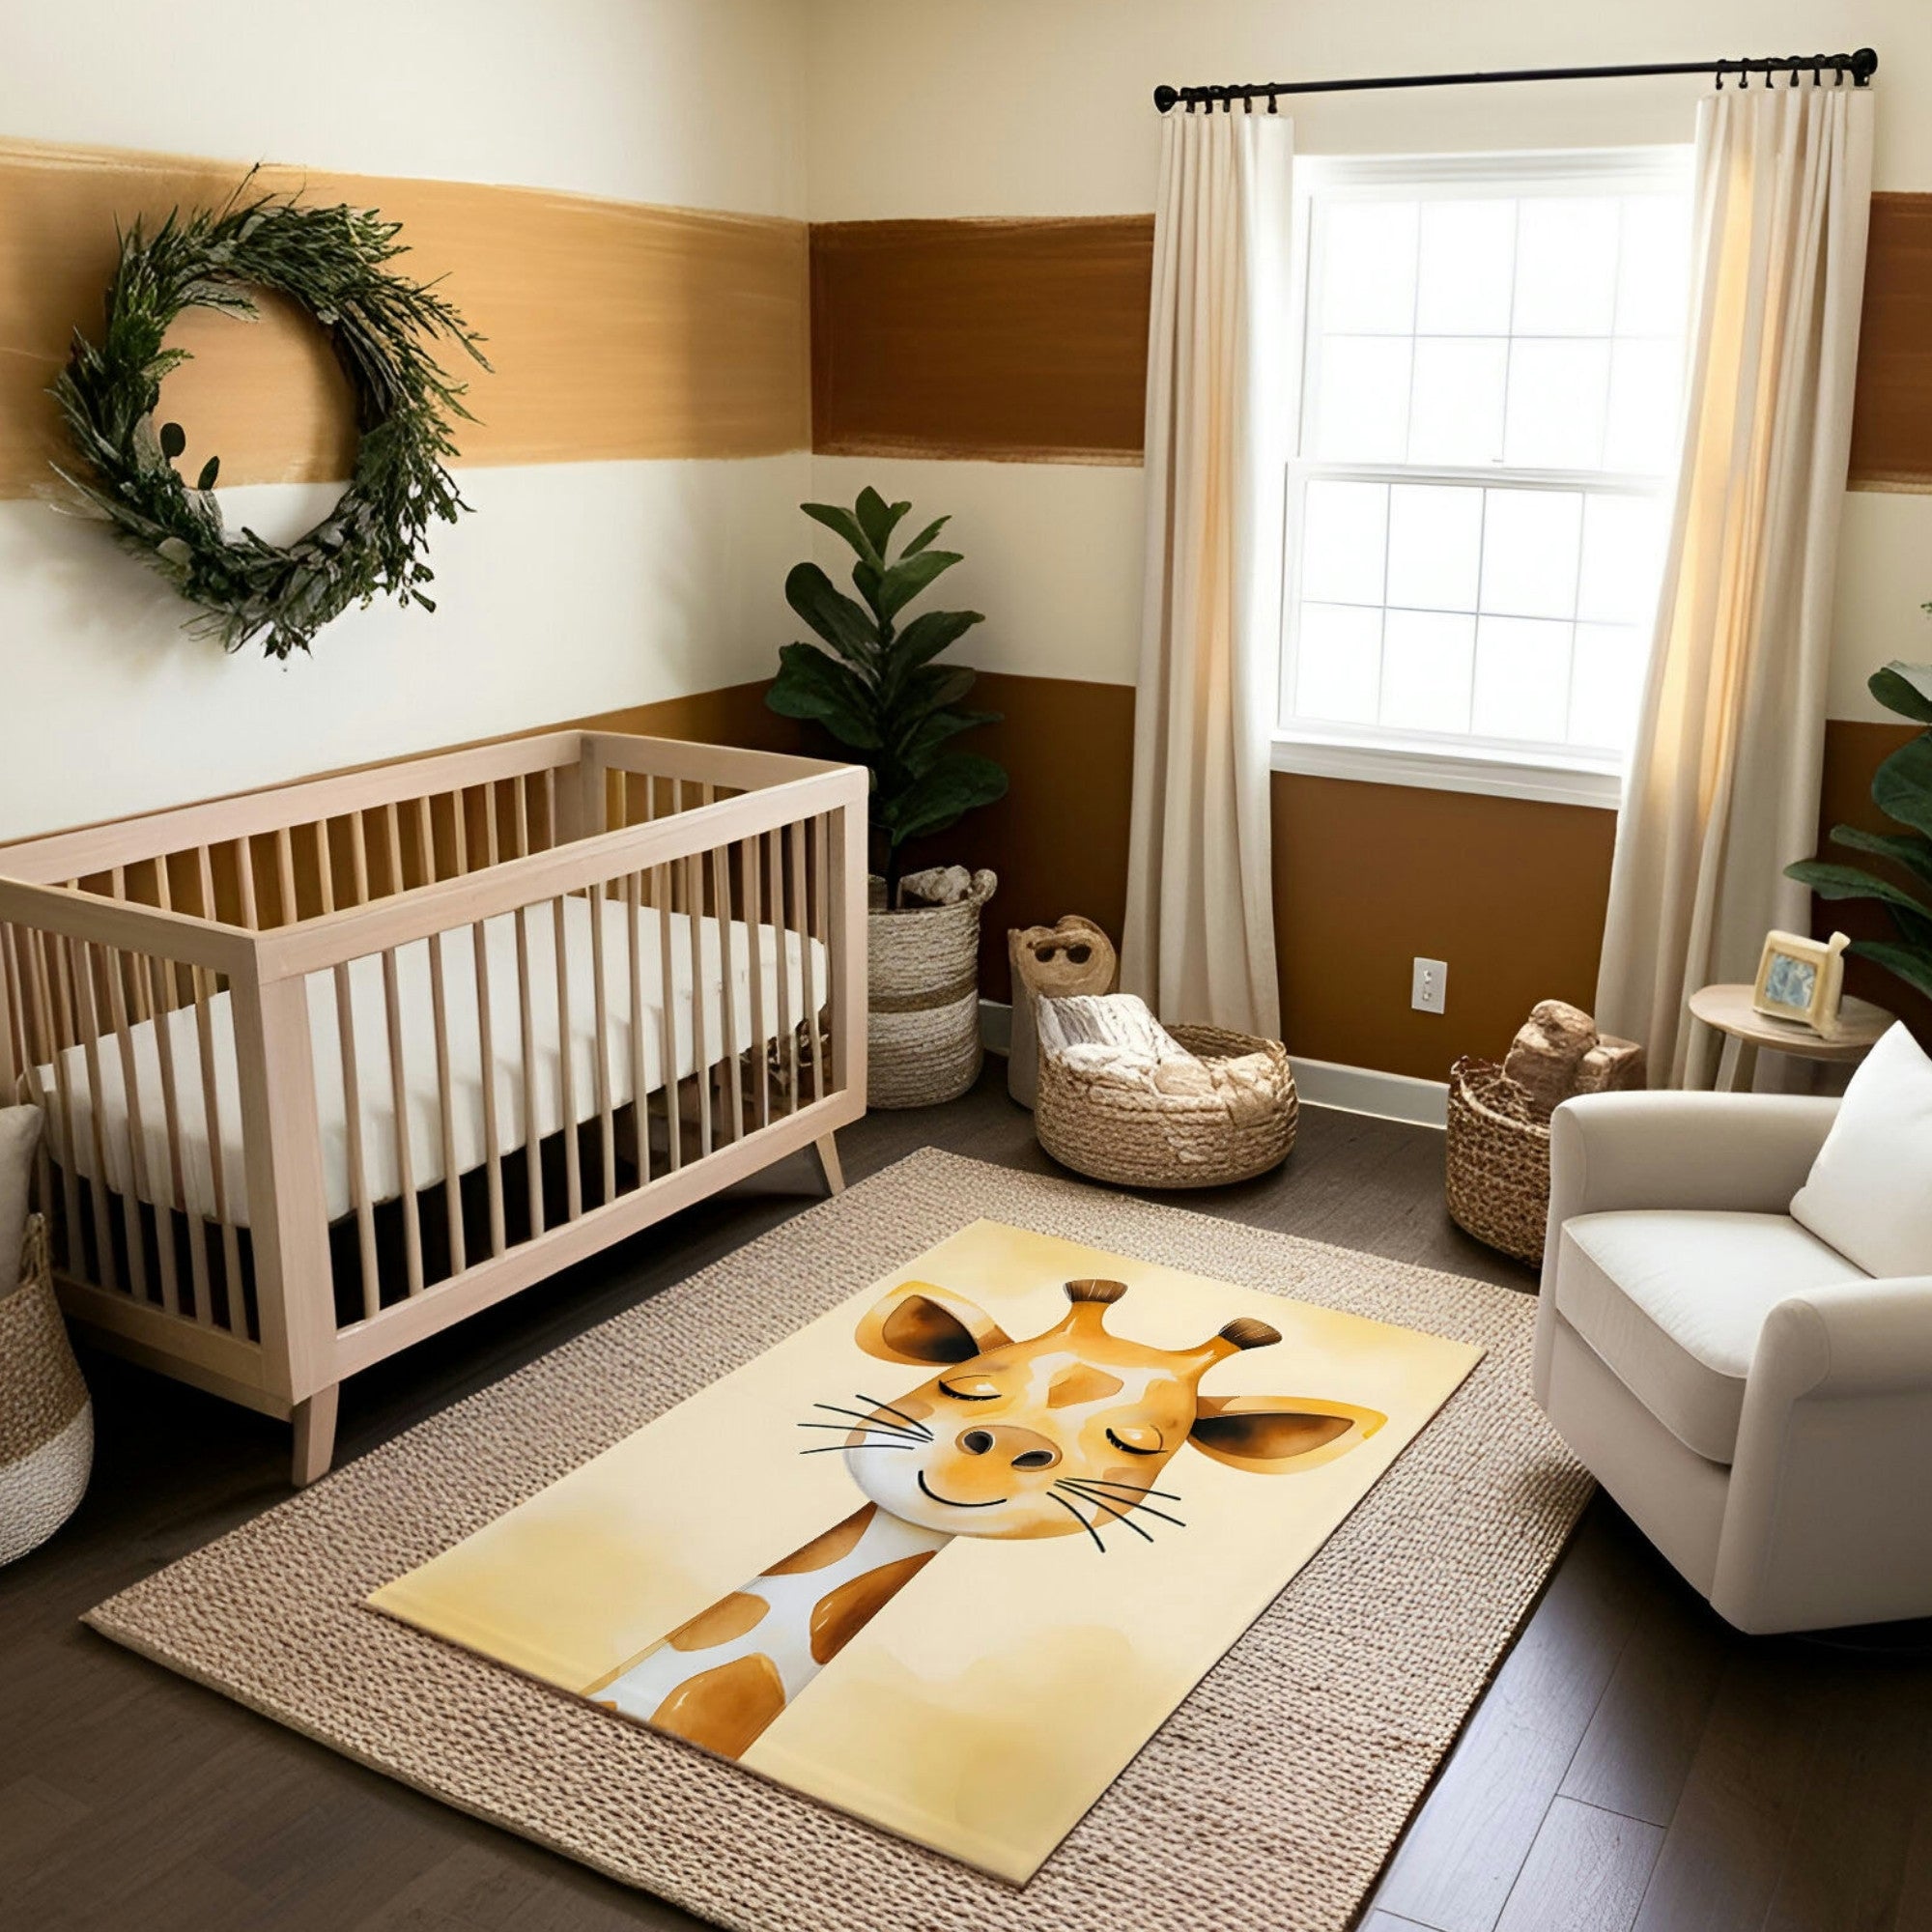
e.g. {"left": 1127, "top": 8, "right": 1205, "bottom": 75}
{"left": 979, "top": 1000, "right": 1445, "bottom": 1129}
{"left": 1289, "top": 1056, "right": 1449, "bottom": 1129}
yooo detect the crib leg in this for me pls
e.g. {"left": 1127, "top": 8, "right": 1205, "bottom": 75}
{"left": 291, "top": 1384, "right": 340, "bottom": 1488}
{"left": 811, "top": 1133, "right": 845, "bottom": 1196}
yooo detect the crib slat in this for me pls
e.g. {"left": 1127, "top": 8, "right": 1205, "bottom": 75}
{"left": 350, "top": 811, "right": 371, "bottom": 907}
{"left": 144, "top": 953, "right": 198, "bottom": 1321}
{"left": 789, "top": 820, "right": 819, "bottom": 1107}
{"left": 0, "top": 923, "right": 27, "bottom": 1102}
{"left": 450, "top": 789, "right": 470, "bottom": 876}
{"left": 543, "top": 768, "right": 558, "bottom": 853}
{"left": 771, "top": 829, "right": 797, "bottom": 1114}
{"left": 472, "top": 919, "right": 506, "bottom": 1256}
{"left": 712, "top": 843, "right": 744, "bottom": 1146}
{"left": 513, "top": 776, "right": 530, "bottom": 860}
{"left": 189, "top": 964, "right": 245, "bottom": 1327}
{"left": 27, "top": 932, "right": 84, "bottom": 1273}
{"left": 553, "top": 895, "right": 582, "bottom": 1221}
{"left": 810, "top": 813, "right": 830, "bottom": 1103}
{"left": 656, "top": 863, "right": 680, "bottom": 1174}
{"left": 381, "top": 945, "right": 424, "bottom": 1295}
{"left": 415, "top": 795, "right": 437, "bottom": 888}
{"left": 426, "top": 924, "right": 466, "bottom": 1276}
{"left": 624, "top": 874, "right": 649, "bottom": 1188}
{"left": 486, "top": 781, "right": 503, "bottom": 868}
{"left": 686, "top": 853, "right": 711, "bottom": 1157}
{"left": 334, "top": 963, "right": 381, "bottom": 1321}
{"left": 744, "top": 836, "right": 769, "bottom": 1131}
{"left": 274, "top": 826, "right": 298, "bottom": 927}
{"left": 515, "top": 904, "right": 544, "bottom": 1236}
{"left": 588, "top": 881, "right": 615, "bottom": 1204}
{"left": 195, "top": 844, "right": 217, "bottom": 924}
{"left": 102, "top": 947, "right": 163, "bottom": 1309}
{"left": 384, "top": 803, "right": 406, "bottom": 900}
{"left": 67, "top": 940, "right": 123, "bottom": 1296}
{"left": 314, "top": 820, "right": 336, "bottom": 916}
{"left": 235, "top": 837, "right": 259, "bottom": 930}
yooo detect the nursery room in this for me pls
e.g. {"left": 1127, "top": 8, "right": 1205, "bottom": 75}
{"left": 4, "top": 2, "right": 1932, "bottom": 1928}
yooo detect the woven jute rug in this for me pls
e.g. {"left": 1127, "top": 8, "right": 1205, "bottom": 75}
{"left": 86, "top": 1149, "right": 1589, "bottom": 1932}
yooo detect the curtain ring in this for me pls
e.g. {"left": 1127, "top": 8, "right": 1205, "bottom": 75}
{"left": 1713, "top": 62, "right": 1725, "bottom": 90}
{"left": 1788, "top": 56, "right": 1802, "bottom": 86}
{"left": 1267, "top": 91, "right": 1279, "bottom": 113}
{"left": 1242, "top": 91, "right": 1253, "bottom": 113}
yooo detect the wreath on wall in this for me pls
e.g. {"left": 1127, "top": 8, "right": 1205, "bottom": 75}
{"left": 50, "top": 182, "right": 489, "bottom": 661}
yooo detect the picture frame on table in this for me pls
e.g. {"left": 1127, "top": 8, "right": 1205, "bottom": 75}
{"left": 1751, "top": 929, "right": 1851, "bottom": 1038}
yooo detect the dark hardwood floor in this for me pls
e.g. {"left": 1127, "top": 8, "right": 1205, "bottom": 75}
{"left": 4, "top": 1065, "right": 1928, "bottom": 1931}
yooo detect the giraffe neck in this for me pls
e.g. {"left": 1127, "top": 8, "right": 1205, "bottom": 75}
{"left": 590, "top": 1503, "right": 951, "bottom": 1758}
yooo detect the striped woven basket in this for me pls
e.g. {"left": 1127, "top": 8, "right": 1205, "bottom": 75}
{"left": 1444, "top": 1056, "right": 1553, "bottom": 1264}
{"left": 867, "top": 871, "right": 996, "bottom": 1109}
{"left": 1, "top": 1214, "right": 93, "bottom": 1565}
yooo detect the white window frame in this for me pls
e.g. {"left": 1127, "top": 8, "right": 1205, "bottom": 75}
{"left": 1272, "top": 146, "right": 1693, "bottom": 810}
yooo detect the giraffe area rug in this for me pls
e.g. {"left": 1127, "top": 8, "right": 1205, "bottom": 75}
{"left": 85, "top": 1149, "right": 1591, "bottom": 1932}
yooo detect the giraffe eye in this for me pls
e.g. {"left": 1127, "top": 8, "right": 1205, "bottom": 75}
{"left": 937, "top": 1378, "right": 999, "bottom": 1402}
{"left": 1106, "top": 1426, "right": 1162, "bottom": 1456}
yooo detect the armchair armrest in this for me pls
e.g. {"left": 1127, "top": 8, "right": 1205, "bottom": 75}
{"left": 1715, "top": 1279, "right": 1932, "bottom": 1631}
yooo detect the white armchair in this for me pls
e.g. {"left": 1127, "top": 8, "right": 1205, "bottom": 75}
{"left": 1532, "top": 1089, "right": 1932, "bottom": 1634}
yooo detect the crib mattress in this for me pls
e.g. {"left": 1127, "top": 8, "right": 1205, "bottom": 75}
{"left": 36, "top": 897, "right": 828, "bottom": 1228}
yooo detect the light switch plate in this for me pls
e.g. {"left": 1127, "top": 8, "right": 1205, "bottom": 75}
{"left": 1412, "top": 956, "right": 1447, "bottom": 1014}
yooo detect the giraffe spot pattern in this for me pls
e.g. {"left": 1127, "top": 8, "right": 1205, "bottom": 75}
{"left": 649, "top": 1651, "right": 786, "bottom": 1758}
{"left": 667, "top": 1590, "right": 770, "bottom": 1652}
{"left": 1047, "top": 1364, "right": 1125, "bottom": 1408}
{"left": 763, "top": 1502, "right": 876, "bottom": 1576}
{"left": 809, "top": 1549, "right": 938, "bottom": 1665}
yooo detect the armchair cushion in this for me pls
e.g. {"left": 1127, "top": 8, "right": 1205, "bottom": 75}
{"left": 1555, "top": 1209, "right": 1865, "bottom": 1463}
{"left": 1791, "top": 1022, "right": 1932, "bottom": 1279}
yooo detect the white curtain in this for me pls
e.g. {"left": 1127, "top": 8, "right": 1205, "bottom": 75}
{"left": 1121, "top": 107, "right": 1293, "bottom": 1037}
{"left": 1597, "top": 84, "right": 1874, "bottom": 1084}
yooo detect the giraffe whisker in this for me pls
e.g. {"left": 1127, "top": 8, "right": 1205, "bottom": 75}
{"left": 1061, "top": 1475, "right": 1184, "bottom": 1501}
{"left": 812, "top": 1402, "right": 927, "bottom": 1438}
{"left": 1045, "top": 1488, "right": 1108, "bottom": 1553}
{"left": 795, "top": 1421, "right": 925, "bottom": 1438}
{"left": 853, "top": 1393, "right": 934, "bottom": 1437}
{"left": 1055, "top": 1481, "right": 1154, "bottom": 1541}
{"left": 1063, "top": 1480, "right": 1187, "bottom": 1529}
{"left": 797, "top": 1442, "right": 921, "bottom": 1455}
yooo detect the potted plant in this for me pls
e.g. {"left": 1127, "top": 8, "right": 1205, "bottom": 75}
{"left": 1786, "top": 660, "right": 1932, "bottom": 1004}
{"left": 767, "top": 488, "right": 1008, "bottom": 1107}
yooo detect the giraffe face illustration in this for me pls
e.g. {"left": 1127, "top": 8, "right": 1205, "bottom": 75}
{"left": 830, "top": 1278, "right": 1387, "bottom": 1543}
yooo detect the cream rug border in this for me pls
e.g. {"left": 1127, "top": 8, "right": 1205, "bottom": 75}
{"left": 86, "top": 1149, "right": 1589, "bottom": 1932}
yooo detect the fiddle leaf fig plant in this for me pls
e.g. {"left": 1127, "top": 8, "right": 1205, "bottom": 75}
{"left": 1786, "top": 661, "right": 1932, "bottom": 1002}
{"left": 767, "top": 487, "right": 1008, "bottom": 903}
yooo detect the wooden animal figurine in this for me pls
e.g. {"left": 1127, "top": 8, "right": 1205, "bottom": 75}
{"left": 586, "top": 1276, "right": 1384, "bottom": 1757}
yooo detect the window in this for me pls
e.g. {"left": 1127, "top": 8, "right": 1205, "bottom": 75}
{"left": 1276, "top": 152, "right": 1692, "bottom": 806}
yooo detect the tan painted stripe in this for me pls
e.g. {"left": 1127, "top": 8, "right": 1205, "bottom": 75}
{"left": 0, "top": 138, "right": 810, "bottom": 498}
{"left": 810, "top": 216, "right": 1152, "bottom": 465}
{"left": 809, "top": 200, "right": 1932, "bottom": 487}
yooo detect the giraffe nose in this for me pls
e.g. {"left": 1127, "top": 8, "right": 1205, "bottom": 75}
{"left": 956, "top": 1425, "right": 1060, "bottom": 1471}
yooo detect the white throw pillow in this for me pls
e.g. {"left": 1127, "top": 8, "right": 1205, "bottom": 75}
{"left": 1791, "top": 1023, "right": 1932, "bottom": 1278}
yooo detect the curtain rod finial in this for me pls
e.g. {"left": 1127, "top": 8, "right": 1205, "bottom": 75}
{"left": 1153, "top": 84, "right": 1179, "bottom": 113}
{"left": 1850, "top": 46, "right": 1879, "bottom": 83}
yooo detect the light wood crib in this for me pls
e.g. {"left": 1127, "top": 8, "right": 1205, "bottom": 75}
{"left": 0, "top": 731, "right": 867, "bottom": 1484}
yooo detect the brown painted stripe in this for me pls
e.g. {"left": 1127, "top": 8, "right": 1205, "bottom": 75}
{"left": 0, "top": 139, "right": 810, "bottom": 498}
{"left": 810, "top": 216, "right": 1152, "bottom": 464}
{"left": 810, "top": 200, "right": 1932, "bottom": 488}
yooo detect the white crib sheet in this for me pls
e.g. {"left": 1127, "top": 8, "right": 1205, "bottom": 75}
{"left": 37, "top": 897, "right": 828, "bottom": 1228}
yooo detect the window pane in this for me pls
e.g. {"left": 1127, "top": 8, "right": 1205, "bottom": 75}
{"left": 1512, "top": 196, "right": 1620, "bottom": 334}
{"left": 1407, "top": 337, "right": 1508, "bottom": 465}
{"left": 1387, "top": 483, "right": 1482, "bottom": 611}
{"left": 1416, "top": 199, "right": 1516, "bottom": 333}
{"left": 1480, "top": 490, "right": 1582, "bottom": 619}
{"left": 1604, "top": 338, "right": 1683, "bottom": 473}
{"left": 1318, "top": 199, "right": 1418, "bottom": 332}
{"left": 1293, "top": 604, "right": 1383, "bottom": 724}
{"left": 1299, "top": 480, "right": 1388, "bottom": 605}
{"left": 1473, "top": 616, "right": 1574, "bottom": 742}
{"left": 1380, "top": 610, "right": 1476, "bottom": 734}
{"left": 1570, "top": 622, "right": 1648, "bottom": 748}
{"left": 1504, "top": 339, "right": 1610, "bottom": 469}
{"left": 1615, "top": 194, "right": 1692, "bottom": 336}
{"left": 1577, "top": 493, "right": 1665, "bottom": 626}
{"left": 1309, "top": 336, "right": 1412, "bottom": 460}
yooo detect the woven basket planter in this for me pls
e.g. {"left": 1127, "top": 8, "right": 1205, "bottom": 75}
{"left": 867, "top": 871, "right": 996, "bottom": 1109}
{"left": 1445, "top": 1056, "right": 1552, "bottom": 1264}
{"left": 1037, "top": 1023, "right": 1298, "bottom": 1189}
{"left": 1, "top": 1215, "right": 93, "bottom": 1565}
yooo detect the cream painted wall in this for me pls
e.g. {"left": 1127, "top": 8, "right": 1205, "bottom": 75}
{"left": 804, "top": 0, "right": 1932, "bottom": 724}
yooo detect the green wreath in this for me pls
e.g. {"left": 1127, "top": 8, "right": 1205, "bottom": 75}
{"left": 51, "top": 184, "right": 488, "bottom": 661}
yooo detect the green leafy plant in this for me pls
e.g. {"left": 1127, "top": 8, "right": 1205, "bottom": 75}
{"left": 1786, "top": 660, "right": 1932, "bottom": 1002}
{"left": 766, "top": 488, "right": 1008, "bottom": 903}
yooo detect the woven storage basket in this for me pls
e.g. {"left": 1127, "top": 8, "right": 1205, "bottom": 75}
{"left": 1445, "top": 1056, "right": 1552, "bottom": 1264}
{"left": 867, "top": 871, "right": 996, "bottom": 1109}
{"left": 1, "top": 1215, "right": 93, "bottom": 1565}
{"left": 1037, "top": 1022, "right": 1298, "bottom": 1189}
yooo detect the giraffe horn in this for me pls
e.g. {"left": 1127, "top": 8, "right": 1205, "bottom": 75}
{"left": 1065, "top": 1278, "right": 1127, "bottom": 1305}
{"left": 1218, "top": 1317, "right": 1282, "bottom": 1351}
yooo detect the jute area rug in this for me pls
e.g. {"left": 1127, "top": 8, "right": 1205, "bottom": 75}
{"left": 86, "top": 1149, "right": 1589, "bottom": 1932}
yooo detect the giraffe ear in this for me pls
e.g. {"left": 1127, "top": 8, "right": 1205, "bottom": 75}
{"left": 855, "top": 1282, "right": 1012, "bottom": 1365}
{"left": 1187, "top": 1395, "right": 1386, "bottom": 1474}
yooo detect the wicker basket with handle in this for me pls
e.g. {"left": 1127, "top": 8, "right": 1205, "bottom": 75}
{"left": 1, "top": 1214, "right": 94, "bottom": 1565}
{"left": 1036, "top": 1018, "right": 1298, "bottom": 1190}
{"left": 1444, "top": 1057, "right": 1553, "bottom": 1264}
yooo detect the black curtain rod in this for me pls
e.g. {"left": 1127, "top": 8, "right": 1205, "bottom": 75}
{"left": 1152, "top": 48, "right": 1878, "bottom": 114}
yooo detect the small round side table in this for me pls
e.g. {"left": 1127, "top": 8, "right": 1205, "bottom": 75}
{"left": 1687, "top": 982, "right": 1891, "bottom": 1092}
